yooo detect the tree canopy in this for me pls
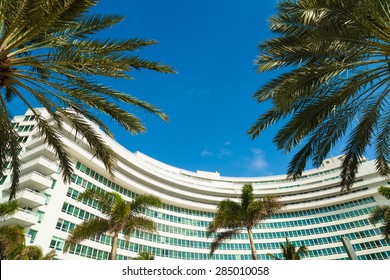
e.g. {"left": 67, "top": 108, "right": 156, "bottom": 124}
{"left": 207, "top": 184, "right": 282, "bottom": 259}
{"left": 64, "top": 188, "right": 161, "bottom": 260}
{"left": 0, "top": 0, "right": 174, "bottom": 199}
{"left": 248, "top": 0, "right": 390, "bottom": 190}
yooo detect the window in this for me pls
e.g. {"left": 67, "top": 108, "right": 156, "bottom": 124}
{"left": 37, "top": 210, "right": 45, "bottom": 223}
{"left": 17, "top": 136, "right": 28, "bottom": 143}
{"left": 23, "top": 115, "right": 35, "bottom": 121}
{"left": 49, "top": 236, "right": 65, "bottom": 251}
{"left": 44, "top": 193, "right": 51, "bottom": 205}
{"left": 28, "top": 229, "right": 37, "bottom": 243}
{"left": 51, "top": 179, "right": 57, "bottom": 189}
{"left": 0, "top": 176, "right": 7, "bottom": 185}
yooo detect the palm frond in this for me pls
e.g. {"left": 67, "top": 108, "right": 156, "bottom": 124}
{"left": 0, "top": 200, "right": 19, "bottom": 217}
{"left": 64, "top": 218, "right": 109, "bottom": 253}
{"left": 209, "top": 229, "right": 241, "bottom": 258}
{"left": 0, "top": 0, "right": 173, "bottom": 196}
{"left": 130, "top": 194, "right": 162, "bottom": 214}
{"left": 207, "top": 185, "right": 281, "bottom": 258}
{"left": 249, "top": 0, "right": 390, "bottom": 189}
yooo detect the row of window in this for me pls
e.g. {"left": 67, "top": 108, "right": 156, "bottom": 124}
{"left": 23, "top": 115, "right": 36, "bottom": 122}
{"left": 70, "top": 174, "right": 375, "bottom": 235}
{"left": 50, "top": 236, "right": 126, "bottom": 260}
{"left": 75, "top": 161, "right": 378, "bottom": 223}
{"left": 66, "top": 186, "right": 103, "bottom": 211}
{"left": 56, "top": 219, "right": 76, "bottom": 233}
{"left": 75, "top": 162, "right": 214, "bottom": 218}
{"left": 354, "top": 240, "right": 390, "bottom": 252}
{"left": 358, "top": 251, "right": 390, "bottom": 260}
{"left": 68, "top": 175, "right": 379, "bottom": 246}
{"left": 257, "top": 207, "right": 374, "bottom": 229}
{"left": 46, "top": 234, "right": 390, "bottom": 260}
{"left": 56, "top": 209, "right": 387, "bottom": 254}
{"left": 16, "top": 125, "right": 34, "bottom": 132}
{"left": 72, "top": 167, "right": 377, "bottom": 230}
{"left": 18, "top": 136, "right": 28, "bottom": 143}
{"left": 61, "top": 202, "right": 97, "bottom": 221}
{"left": 271, "top": 197, "right": 376, "bottom": 219}
{"left": 71, "top": 173, "right": 212, "bottom": 226}
{"left": 182, "top": 166, "right": 342, "bottom": 187}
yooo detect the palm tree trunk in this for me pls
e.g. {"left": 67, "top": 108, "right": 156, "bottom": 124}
{"left": 109, "top": 234, "right": 119, "bottom": 260}
{"left": 247, "top": 227, "right": 258, "bottom": 260}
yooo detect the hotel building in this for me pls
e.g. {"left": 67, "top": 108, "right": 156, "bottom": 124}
{"left": 1, "top": 108, "right": 389, "bottom": 260}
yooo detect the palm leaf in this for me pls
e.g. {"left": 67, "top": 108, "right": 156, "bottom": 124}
{"left": 249, "top": 0, "right": 390, "bottom": 189}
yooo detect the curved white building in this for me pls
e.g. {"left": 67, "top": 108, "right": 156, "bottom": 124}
{"left": 1, "top": 108, "right": 389, "bottom": 260}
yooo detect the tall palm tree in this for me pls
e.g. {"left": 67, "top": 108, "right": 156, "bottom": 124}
{"left": 369, "top": 186, "right": 390, "bottom": 241}
{"left": 0, "top": 0, "right": 174, "bottom": 199}
{"left": 63, "top": 188, "right": 161, "bottom": 260}
{"left": 267, "top": 237, "right": 308, "bottom": 260}
{"left": 206, "top": 184, "right": 282, "bottom": 260}
{"left": 248, "top": 0, "right": 390, "bottom": 190}
{"left": 0, "top": 200, "right": 25, "bottom": 259}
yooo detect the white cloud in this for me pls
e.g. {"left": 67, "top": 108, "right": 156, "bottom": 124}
{"left": 201, "top": 150, "right": 214, "bottom": 157}
{"left": 248, "top": 149, "right": 269, "bottom": 171}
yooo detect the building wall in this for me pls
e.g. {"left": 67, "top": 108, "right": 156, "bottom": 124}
{"left": 1, "top": 108, "right": 389, "bottom": 260}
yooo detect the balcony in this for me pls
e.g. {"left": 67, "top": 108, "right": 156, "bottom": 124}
{"left": 14, "top": 188, "right": 46, "bottom": 208}
{"left": 25, "top": 136, "right": 45, "bottom": 150}
{"left": 19, "top": 171, "right": 52, "bottom": 191}
{"left": 21, "top": 144, "right": 57, "bottom": 163}
{"left": 0, "top": 208, "right": 39, "bottom": 227}
{"left": 20, "top": 156, "right": 58, "bottom": 177}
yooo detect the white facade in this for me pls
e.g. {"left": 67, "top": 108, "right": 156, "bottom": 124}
{"left": 1, "top": 108, "right": 390, "bottom": 260}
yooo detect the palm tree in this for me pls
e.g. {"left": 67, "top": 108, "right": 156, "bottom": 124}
{"left": 7, "top": 244, "right": 57, "bottom": 260}
{"left": 0, "top": 200, "right": 25, "bottom": 259}
{"left": 206, "top": 184, "right": 282, "bottom": 260}
{"left": 248, "top": 0, "right": 390, "bottom": 191}
{"left": 0, "top": 0, "right": 174, "bottom": 199}
{"left": 369, "top": 186, "right": 390, "bottom": 241}
{"left": 64, "top": 188, "right": 161, "bottom": 260}
{"left": 131, "top": 251, "right": 155, "bottom": 260}
{"left": 267, "top": 237, "right": 308, "bottom": 260}
{"left": 0, "top": 200, "right": 57, "bottom": 260}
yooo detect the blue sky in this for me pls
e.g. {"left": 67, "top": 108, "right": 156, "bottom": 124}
{"left": 93, "top": 0, "right": 289, "bottom": 177}
{"left": 8, "top": 0, "right": 350, "bottom": 177}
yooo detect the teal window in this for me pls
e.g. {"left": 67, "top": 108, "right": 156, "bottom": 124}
{"left": 79, "top": 164, "right": 86, "bottom": 172}
{"left": 28, "top": 229, "right": 37, "bottom": 243}
{"left": 37, "top": 210, "right": 45, "bottom": 223}
{"left": 44, "top": 193, "right": 51, "bottom": 205}
{"left": 49, "top": 237, "right": 65, "bottom": 251}
{"left": 0, "top": 176, "right": 7, "bottom": 185}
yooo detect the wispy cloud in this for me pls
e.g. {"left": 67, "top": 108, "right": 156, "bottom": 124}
{"left": 248, "top": 148, "right": 269, "bottom": 171}
{"left": 201, "top": 141, "right": 233, "bottom": 159}
{"left": 201, "top": 149, "right": 214, "bottom": 157}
